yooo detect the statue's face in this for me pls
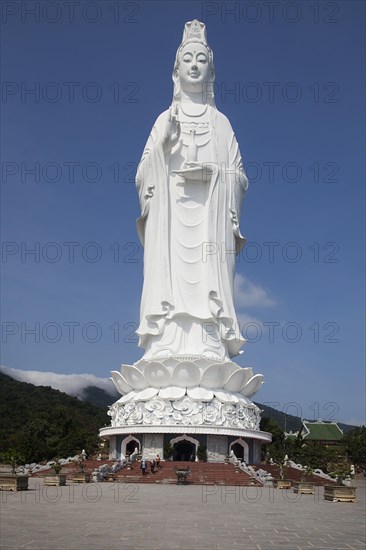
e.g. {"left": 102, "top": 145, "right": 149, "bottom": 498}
{"left": 178, "top": 42, "right": 211, "bottom": 94}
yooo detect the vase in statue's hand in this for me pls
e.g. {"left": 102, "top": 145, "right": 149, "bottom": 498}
{"left": 171, "top": 161, "right": 215, "bottom": 183}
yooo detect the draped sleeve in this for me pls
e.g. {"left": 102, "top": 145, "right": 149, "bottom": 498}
{"left": 136, "top": 110, "right": 170, "bottom": 246}
{"left": 215, "top": 111, "right": 249, "bottom": 255}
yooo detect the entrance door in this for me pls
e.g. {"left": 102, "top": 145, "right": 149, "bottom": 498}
{"left": 173, "top": 440, "right": 195, "bottom": 461}
{"left": 232, "top": 442, "right": 244, "bottom": 461}
{"left": 126, "top": 440, "right": 138, "bottom": 457}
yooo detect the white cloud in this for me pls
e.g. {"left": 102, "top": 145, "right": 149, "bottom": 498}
{"left": 234, "top": 274, "right": 276, "bottom": 309}
{"left": 0, "top": 365, "right": 115, "bottom": 399}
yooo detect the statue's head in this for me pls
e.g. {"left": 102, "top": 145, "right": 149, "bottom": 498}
{"left": 172, "top": 20, "right": 215, "bottom": 107}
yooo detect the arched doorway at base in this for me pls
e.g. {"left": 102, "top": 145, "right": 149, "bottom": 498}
{"left": 230, "top": 438, "right": 249, "bottom": 463}
{"left": 126, "top": 440, "right": 138, "bottom": 456}
{"left": 170, "top": 434, "right": 200, "bottom": 462}
{"left": 173, "top": 440, "right": 195, "bottom": 461}
{"left": 121, "top": 435, "right": 140, "bottom": 460}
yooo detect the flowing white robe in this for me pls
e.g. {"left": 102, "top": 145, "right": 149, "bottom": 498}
{"left": 135, "top": 105, "right": 248, "bottom": 359}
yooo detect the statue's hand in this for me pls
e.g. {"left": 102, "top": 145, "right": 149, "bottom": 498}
{"left": 162, "top": 105, "right": 181, "bottom": 153}
{"left": 172, "top": 161, "right": 216, "bottom": 183}
{"left": 184, "top": 162, "right": 216, "bottom": 173}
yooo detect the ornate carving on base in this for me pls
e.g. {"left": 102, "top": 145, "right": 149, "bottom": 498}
{"left": 108, "top": 395, "right": 261, "bottom": 431}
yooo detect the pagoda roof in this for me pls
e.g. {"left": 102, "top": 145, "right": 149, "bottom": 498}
{"left": 301, "top": 421, "right": 344, "bottom": 441}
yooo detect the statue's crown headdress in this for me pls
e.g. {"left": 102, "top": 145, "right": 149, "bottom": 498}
{"left": 181, "top": 19, "right": 208, "bottom": 46}
{"left": 172, "top": 19, "right": 216, "bottom": 108}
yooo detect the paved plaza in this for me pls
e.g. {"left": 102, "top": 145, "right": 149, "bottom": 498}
{"left": 1, "top": 478, "right": 365, "bottom": 550}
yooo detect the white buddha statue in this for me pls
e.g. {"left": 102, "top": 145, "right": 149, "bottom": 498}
{"left": 135, "top": 20, "right": 248, "bottom": 361}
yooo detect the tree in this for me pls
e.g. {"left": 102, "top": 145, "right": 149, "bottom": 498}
{"left": 343, "top": 426, "right": 366, "bottom": 465}
{"left": 285, "top": 437, "right": 340, "bottom": 472}
{"left": 260, "top": 418, "right": 286, "bottom": 463}
{"left": 163, "top": 442, "right": 173, "bottom": 459}
{"left": 197, "top": 444, "right": 207, "bottom": 462}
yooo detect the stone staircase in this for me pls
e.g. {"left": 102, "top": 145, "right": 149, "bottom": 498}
{"left": 112, "top": 461, "right": 261, "bottom": 486}
{"left": 35, "top": 460, "right": 334, "bottom": 486}
{"left": 34, "top": 460, "right": 258, "bottom": 486}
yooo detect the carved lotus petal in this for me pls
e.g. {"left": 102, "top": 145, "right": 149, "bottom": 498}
{"left": 111, "top": 371, "right": 132, "bottom": 395}
{"left": 223, "top": 368, "right": 251, "bottom": 392}
{"left": 158, "top": 386, "right": 186, "bottom": 399}
{"left": 224, "top": 362, "right": 240, "bottom": 377}
{"left": 241, "top": 374, "right": 264, "bottom": 397}
{"left": 172, "top": 361, "right": 200, "bottom": 388}
{"left": 194, "top": 357, "right": 213, "bottom": 368}
{"left": 133, "top": 387, "right": 159, "bottom": 401}
{"left": 187, "top": 387, "right": 214, "bottom": 401}
{"left": 244, "top": 367, "right": 254, "bottom": 379}
{"left": 133, "top": 359, "right": 149, "bottom": 370}
{"left": 144, "top": 362, "right": 171, "bottom": 388}
{"left": 123, "top": 365, "right": 148, "bottom": 390}
{"left": 238, "top": 368, "right": 253, "bottom": 390}
{"left": 119, "top": 390, "right": 137, "bottom": 404}
{"left": 162, "top": 357, "right": 179, "bottom": 368}
{"left": 214, "top": 390, "right": 238, "bottom": 404}
{"left": 200, "top": 363, "right": 228, "bottom": 389}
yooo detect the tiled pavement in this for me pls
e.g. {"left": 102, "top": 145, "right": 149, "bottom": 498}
{"left": 1, "top": 477, "right": 365, "bottom": 550}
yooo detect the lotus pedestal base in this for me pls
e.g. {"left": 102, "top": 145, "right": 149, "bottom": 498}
{"left": 100, "top": 356, "right": 271, "bottom": 464}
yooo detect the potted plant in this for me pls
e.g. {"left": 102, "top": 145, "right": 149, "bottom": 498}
{"left": 197, "top": 444, "right": 207, "bottom": 462}
{"left": 324, "top": 463, "right": 356, "bottom": 502}
{"left": 163, "top": 442, "right": 173, "bottom": 461}
{"left": 274, "top": 461, "right": 292, "bottom": 489}
{"left": 293, "top": 465, "right": 315, "bottom": 494}
{"left": 0, "top": 450, "right": 28, "bottom": 491}
{"left": 44, "top": 458, "right": 66, "bottom": 486}
{"left": 72, "top": 456, "right": 91, "bottom": 483}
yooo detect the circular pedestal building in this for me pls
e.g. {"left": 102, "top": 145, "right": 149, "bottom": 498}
{"left": 100, "top": 356, "right": 271, "bottom": 463}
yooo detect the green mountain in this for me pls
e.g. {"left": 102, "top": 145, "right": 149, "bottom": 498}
{"left": 0, "top": 372, "right": 110, "bottom": 463}
{"left": 81, "top": 385, "right": 119, "bottom": 408}
{"left": 254, "top": 402, "right": 302, "bottom": 433}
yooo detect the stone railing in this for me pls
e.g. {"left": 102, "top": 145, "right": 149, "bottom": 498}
{"left": 286, "top": 460, "right": 334, "bottom": 482}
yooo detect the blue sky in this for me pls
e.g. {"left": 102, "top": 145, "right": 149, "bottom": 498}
{"left": 1, "top": 0, "right": 365, "bottom": 426}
